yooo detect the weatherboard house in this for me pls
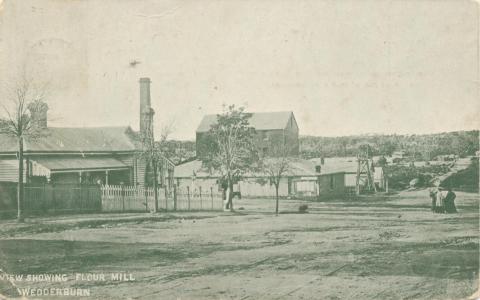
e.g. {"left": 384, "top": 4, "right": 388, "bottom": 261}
{"left": 0, "top": 78, "right": 174, "bottom": 188}
{"left": 174, "top": 112, "right": 345, "bottom": 199}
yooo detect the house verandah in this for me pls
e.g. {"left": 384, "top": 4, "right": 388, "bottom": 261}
{"left": 25, "top": 154, "right": 175, "bottom": 188}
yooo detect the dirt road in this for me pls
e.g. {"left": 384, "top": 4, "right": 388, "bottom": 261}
{"left": 0, "top": 189, "right": 478, "bottom": 299}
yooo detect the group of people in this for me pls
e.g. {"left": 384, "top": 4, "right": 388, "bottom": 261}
{"left": 429, "top": 186, "right": 457, "bottom": 214}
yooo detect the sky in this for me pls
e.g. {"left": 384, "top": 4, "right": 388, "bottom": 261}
{"left": 0, "top": 0, "right": 479, "bottom": 140}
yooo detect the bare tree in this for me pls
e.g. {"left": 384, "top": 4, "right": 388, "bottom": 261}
{"left": 137, "top": 120, "right": 175, "bottom": 212}
{"left": 0, "top": 75, "right": 48, "bottom": 222}
{"left": 262, "top": 145, "right": 292, "bottom": 215}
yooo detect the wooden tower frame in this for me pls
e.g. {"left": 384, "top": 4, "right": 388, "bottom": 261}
{"left": 355, "top": 155, "right": 377, "bottom": 195}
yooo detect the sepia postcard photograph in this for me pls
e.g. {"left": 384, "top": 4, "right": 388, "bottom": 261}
{"left": 0, "top": 0, "right": 479, "bottom": 299}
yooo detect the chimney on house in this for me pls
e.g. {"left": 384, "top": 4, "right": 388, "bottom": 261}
{"left": 28, "top": 100, "right": 49, "bottom": 129}
{"left": 139, "top": 77, "right": 155, "bottom": 139}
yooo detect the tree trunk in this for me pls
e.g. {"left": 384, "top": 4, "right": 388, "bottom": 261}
{"left": 227, "top": 179, "right": 234, "bottom": 212}
{"left": 275, "top": 183, "right": 279, "bottom": 216}
{"left": 153, "top": 160, "right": 159, "bottom": 213}
{"left": 17, "top": 137, "right": 24, "bottom": 222}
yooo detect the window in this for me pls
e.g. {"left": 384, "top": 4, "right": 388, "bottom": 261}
{"left": 329, "top": 176, "right": 334, "bottom": 190}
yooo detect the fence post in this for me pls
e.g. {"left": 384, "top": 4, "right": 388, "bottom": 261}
{"left": 187, "top": 186, "right": 190, "bottom": 211}
{"left": 210, "top": 187, "right": 214, "bottom": 210}
{"left": 52, "top": 183, "right": 56, "bottom": 214}
{"left": 121, "top": 185, "right": 125, "bottom": 212}
{"left": 173, "top": 185, "right": 177, "bottom": 211}
{"left": 199, "top": 186, "right": 202, "bottom": 210}
{"left": 143, "top": 187, "right": 147, "bottom": 212}
{"left": 164, "top": 188, "right": 168, "bottom": 211}
{"left": 43, "top": 183, "right": 47, "bottom": 214}
{"left": 79, "top": 184, "right": 83, "bottom": 213}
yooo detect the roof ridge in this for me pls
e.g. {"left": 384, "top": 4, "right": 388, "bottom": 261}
{"left": 48, "top": 125, "right": 130, "bottom": 129}
{"left": 197, "top": 111, "right": 294, "bottom": 132}
{"left": 203, "top": 111, "right": 292, "bottom": 115}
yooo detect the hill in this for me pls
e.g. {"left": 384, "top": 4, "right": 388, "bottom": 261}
{"left": 300, "top": 130, "right": 479, "bottom": 160}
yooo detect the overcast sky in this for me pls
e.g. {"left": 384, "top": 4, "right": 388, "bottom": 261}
{"left": 0, "top": 0, "right": 478, "bottom": 140}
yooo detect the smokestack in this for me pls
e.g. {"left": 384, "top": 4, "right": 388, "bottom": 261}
{"left": 139, "top": 77, "right": 154, "bottom": 138}
{"left": 28, "top": 100, "right": 49, "bottom": 129}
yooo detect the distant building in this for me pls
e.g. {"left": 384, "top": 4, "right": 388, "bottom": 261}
{"left": 310, "top": 157, "right": 358, "bottom": 186}
{"left": 195, "top": 111, "right": 299, "bottom": 158}
{"left": 173, "top": 158, "right": 345, "bottom": 199}
{"left": 392, "top": 150, "right": 407, "bottom": 160}
{"left": 0, "top": 78, "right": 174, "bottom": 187}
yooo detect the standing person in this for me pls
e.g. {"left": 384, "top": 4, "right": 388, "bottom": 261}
{"left": 429, "top": 188, "right": 438, "bottom": 212}
{"left": 436, "top": 187, "right": 446, "bottom": 213}
{"left": 444, "top": 187, "right": 457, "bottom": 213}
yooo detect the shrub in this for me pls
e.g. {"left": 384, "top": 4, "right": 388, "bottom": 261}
{"left": 298, "top": 204, "right": 308, "bottom": 213}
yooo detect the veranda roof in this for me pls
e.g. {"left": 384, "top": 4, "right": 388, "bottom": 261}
{"left": 31, "top": 157, "right": 129, "bottom": 175}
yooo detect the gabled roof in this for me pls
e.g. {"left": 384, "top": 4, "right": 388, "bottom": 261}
{"left": 196, "top": 111, "right": 295, "bottom": 133}
{"left": 0, "top": 126, "right": 137, "bottom": 154}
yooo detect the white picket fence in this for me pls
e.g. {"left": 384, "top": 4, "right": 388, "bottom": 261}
{"left": 101, "top": 185, "right": 171, "bottom": 212}
{"left": 100, "top": 184, "right": 224, "bottom": 212}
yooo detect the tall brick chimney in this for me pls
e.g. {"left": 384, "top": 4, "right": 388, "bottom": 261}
{"left": 139, "top": 77, "right": 154, "bottom": 139}
{"left": 28, "top": 100, "right": 49, "bottom": 129}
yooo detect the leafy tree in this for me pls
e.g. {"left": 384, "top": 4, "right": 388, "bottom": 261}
{"left": 202, "top": 105, "right": 258, "bottom": 211}
{"left": 377, "top": 156, "right": 387, "bottom": 167}
{"left": 0, "top": 75, "right": 48, "bottom": 222}
{"left": 299, "top": 131, "right": 479, "bottom": 159}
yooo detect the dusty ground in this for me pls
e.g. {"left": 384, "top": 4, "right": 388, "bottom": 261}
{"left": 0, "top": 189, "right": 478, "bottom": 300}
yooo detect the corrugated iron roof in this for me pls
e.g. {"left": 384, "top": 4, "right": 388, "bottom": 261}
{"left": 33, "top": 157, "right": 128, "bottom": 171}
{"left": 310, "top": 157, "right": 358, "bottom": 174}
{"left": 196, "top": 111, "right": 294, "bottom": 133}
{"left": 0, "top": 126, "right": 137, "bottom": 153}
